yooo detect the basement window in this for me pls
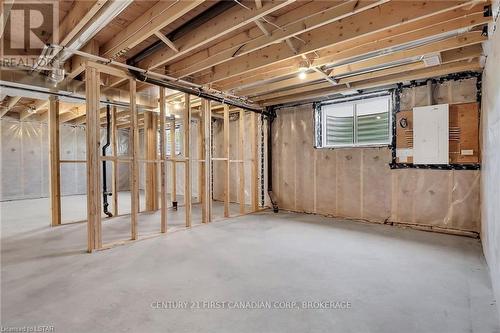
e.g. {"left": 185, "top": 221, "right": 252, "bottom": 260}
{"left": 315, "top": 93, "right": 392, "bottom": 148}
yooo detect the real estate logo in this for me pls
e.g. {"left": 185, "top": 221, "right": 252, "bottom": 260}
{"left": 1, "top": 0, "right": 59, "bottom": 67}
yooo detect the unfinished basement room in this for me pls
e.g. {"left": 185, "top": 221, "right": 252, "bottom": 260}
{"left": 1, "top": 0, "right": 500, "bottom": 332}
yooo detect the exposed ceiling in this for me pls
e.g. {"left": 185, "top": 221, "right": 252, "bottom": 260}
{"left": 1, "top": 0, "right": 493, "bottom": 125}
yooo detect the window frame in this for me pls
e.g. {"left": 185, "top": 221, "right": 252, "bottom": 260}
{"left": 315, "top": 91, "right": 393, "bottom": 149}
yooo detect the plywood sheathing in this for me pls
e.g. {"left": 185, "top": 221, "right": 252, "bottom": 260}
{"left": 272, "top": 103, "right": 480, "bottom": 233}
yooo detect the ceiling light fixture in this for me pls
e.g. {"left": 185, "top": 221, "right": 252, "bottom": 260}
{"left": 298, "top": 60, "right": 309, "bottom": 80}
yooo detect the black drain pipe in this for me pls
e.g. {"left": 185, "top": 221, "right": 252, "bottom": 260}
{"left": 102, "top": 104, "right": 113, "bottom": 217}
{"left": 267, "top": 106, "right": 279, "bottom": 213}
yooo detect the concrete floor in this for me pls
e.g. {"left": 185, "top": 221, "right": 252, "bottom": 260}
{"left": 1, "top": 196, "right": 499, "bottom": 333}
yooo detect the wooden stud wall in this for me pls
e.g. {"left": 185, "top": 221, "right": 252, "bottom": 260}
{"left": 78, "top": 63, "right": 262, "bottom": 252}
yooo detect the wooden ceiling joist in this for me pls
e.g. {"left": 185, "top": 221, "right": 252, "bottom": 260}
{"left": 137, "top": 0, "right": 295, "bottom": 70}
{"left": 0, "top": 96, "right": 22, "bottom": 118}
{"left": 218, "top": 8, "right": 487, "bottom": 91}
{"left": 254, "top": 43, "right": 484, "bottom": 102}
{"left": 227, "top": 4, "right": 489, "bottom": 94}
{"left": 59, "top": 0, "right": 108, "bottom": 46}
{"left": 60, "top": 106, "right": 87, "bottom": 123}
{"left": 194, "top": 1, "right": 485, "bottom": 85}
{"left": 101, "top": 0, "right": 206, "bottom": 59}
{"left": 19, "top": 100, "right": 49, "bottom": 121}
{"left": 260, "top": 58, "right": 482, "bottom": 105}
{"left": 244, "top": 31, "right": 486, "bottom": 97}
{"left": 168, "top": 0, "right": 389, "bottom": 79}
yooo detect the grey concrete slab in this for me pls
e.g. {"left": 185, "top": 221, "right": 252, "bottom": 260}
{"left": 1, "top": 197, "right": 498, "bottom": 333}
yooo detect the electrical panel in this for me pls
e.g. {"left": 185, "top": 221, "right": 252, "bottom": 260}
{"left": 395, "top": 102, "right": 479, "bottom": 165}
{"left": 413, "top": 104, "right": 449, "bottom": 164}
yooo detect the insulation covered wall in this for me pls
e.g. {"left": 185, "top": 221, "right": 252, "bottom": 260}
{"left": 481, "top": 25, "right": 500, "bottom": 317}
{"left": 0, "top": 119, "right": 130, "bottom": 201}
{"left": 272, "top": 95, "right": 480, "bottom": 233}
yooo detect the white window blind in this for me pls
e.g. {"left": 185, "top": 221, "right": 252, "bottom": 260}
{"left": 319, "top": 94, "right": 391, "bottom": 148}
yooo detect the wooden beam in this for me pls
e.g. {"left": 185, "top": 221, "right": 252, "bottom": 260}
{"left": 111, "top": 106, "right": 118, "bottom": 217}
{"left": 154, "top": 32, "right": 179, "bottom": 53}
{"left": 59, "top": 1, "right": 107, "bottom": 46}
{"left": 85, "top": 66, "right": 102, "bottom": 252}
{"left": 48, "top": 96, "right": 61, "bottom": 227}
{"left": 101, "top": 1, "right": 205, "bottom": 58}
{"left": 196, "top": 1, "right": 483, "bottom": 84}
{"left": 184, "top": 93, "right": 192, "bottom": 227}
{"left": 223, "top": 104, "right": 230, "bottom": 218}
{"left": 312, "top": 10, "right": 488, "bottom": 69}
{"left": 239, "top": 109, "right": 245, "bottom": 214}
{"left": 60, "top": 105, "right": 86, "bottom": 123}
{"left": 253, "top": 32, "right": 486, "bottom": 101}
{"left": 168, "top": 0, "right": 385, "bottom": 78}
{"left": 66, "top": 40, "right": 100, "bottom": 81}
{"left": 19, "top": 100, "right": 48, "bottom": 120}
{"left": 201, "top": 99, "right": 212, "bottom": 223}
{"left": 261, "top": 58, "right": 483, "bottom": 105}
{"left": 218, "top": 63, "right": 298, "bottom": 91}
{"left": 145, "top": 111, "right": 159, "bottom": 211}
{"left": 251, "top": 112, "right": 259, "bottom": 211}
{"left": 138, "top": 0, "right": 295, "bottom": 69}
{"left": 130, "top": 79, "right": 139, "bottom": 240}
{"left": 228, "top": 4, "right": 488, "bottom": 92}
{"left": 441, "top": 43, "right": 483, "bottom": 62}
{"left": 255, "top": 20, "right": 271, "bottom": 37}
{"left": 159, "top": 88, "right": 167, "bottom": 233}
{"left": 170, "top": 117, "right": 177, "bottom": 208}
{"left": 0, "top": 96, "right": 21, "bottom": 118}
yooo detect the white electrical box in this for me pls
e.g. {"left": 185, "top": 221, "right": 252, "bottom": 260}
{"left": 413, "top": 104, "right": 449, "bottom": 164}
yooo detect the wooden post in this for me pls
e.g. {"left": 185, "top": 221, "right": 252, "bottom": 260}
{"left": 239, "top": 109, "right": 245, "bottom": 214}
{"left": 85, "top": 66, "right": 102, "bottom": 251}
{"left": 200, "top": 99, "right": 212, "bottom": 223}
{"left": 170, "top": 117, "right": 177, "bottom": 209}
{"left": 48, "top": 95, "right": 61, "bottom": 226}
{"left": 224, "top": 104, "right": 230, "bottom": 217}
{"left": 130, "top": 79, "right": 139, "bottom": 240}
{"left": 145, "top": 111, "right": 159, "bottom": 211}
{"left": 251, "top": 112, "right": 259, "bottom": 211}
{"left": 197, "top": 117, "right": 203, "bottom": 204}
{"left": 184, "top": 93, "right": 192, "bottom": 227}
{"left": 159, "top": 88, "right": 167, "bottom": 233}
{"left": 111, "top": 105, "right": 118, "bottom": 217}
